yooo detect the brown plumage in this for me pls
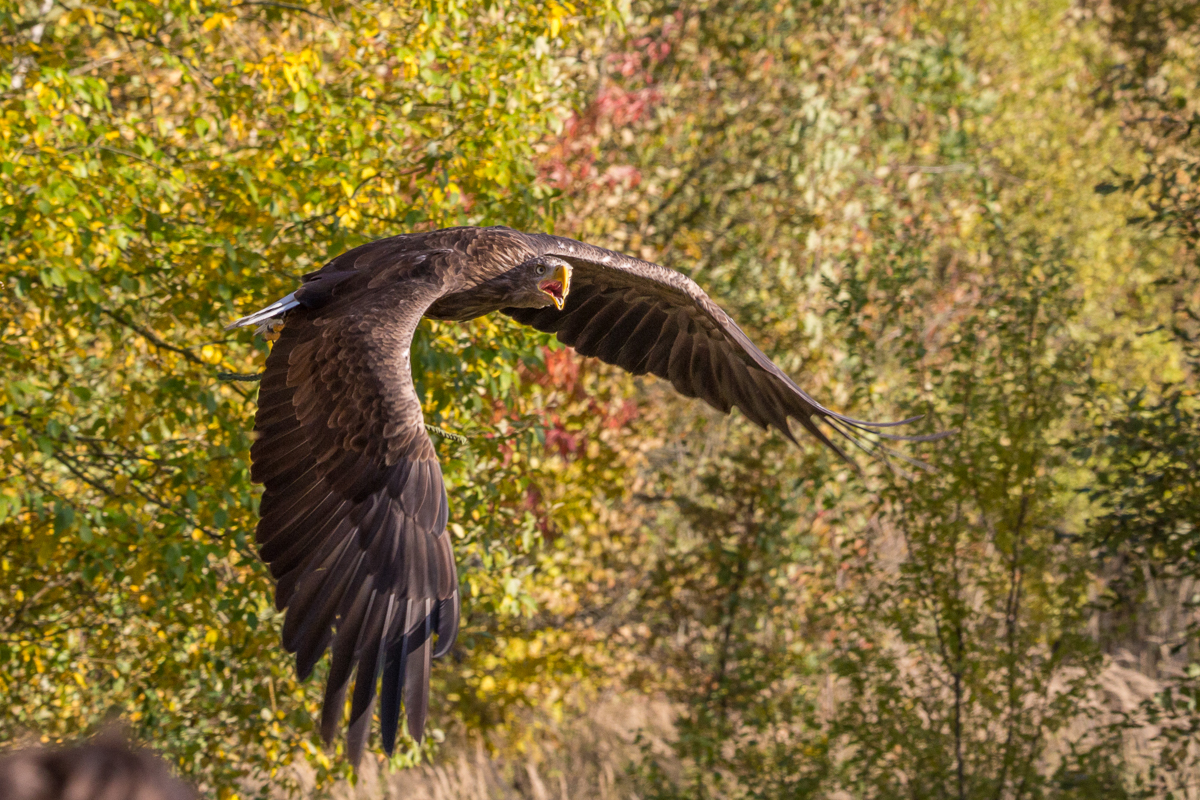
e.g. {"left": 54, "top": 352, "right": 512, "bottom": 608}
{"left": 229, "top": 225, "right": 936, "bottom": 764}
{"left": 0, "top": 732, "right": 196, "bottom": 800}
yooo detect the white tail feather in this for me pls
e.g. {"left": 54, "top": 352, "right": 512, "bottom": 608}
{"left": 225, "top": 292, "right": 299, "bottom": 330}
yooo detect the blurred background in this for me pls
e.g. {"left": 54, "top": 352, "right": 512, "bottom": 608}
{"left": 1, "top": 0, "right": 1197, "bottom": 797}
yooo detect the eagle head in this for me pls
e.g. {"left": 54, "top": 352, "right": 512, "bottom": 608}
{"left": 528, "top": 256, "right": 571, "bottom": 311}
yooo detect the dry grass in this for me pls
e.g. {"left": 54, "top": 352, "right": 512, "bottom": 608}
{"left": 299, "top": 652, "right": 1200, "bottom": 800}
{"left": 291, "top": 695, "right": 675, "bottom": 800}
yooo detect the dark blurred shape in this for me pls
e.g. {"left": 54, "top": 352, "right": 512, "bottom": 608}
{"left": 1105, "top": 0, "right": 1200, "bottom": 76}
{"left": 0, "top": 732, "right": 195, "bottom": 800}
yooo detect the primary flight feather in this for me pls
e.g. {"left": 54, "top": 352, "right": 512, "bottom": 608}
{"left": 228, "top": 225, "right": 934, "bottom": 765}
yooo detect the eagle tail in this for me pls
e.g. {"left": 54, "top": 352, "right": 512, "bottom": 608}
{"left": 225, "top": 292, "right": 300, "bottom": 331}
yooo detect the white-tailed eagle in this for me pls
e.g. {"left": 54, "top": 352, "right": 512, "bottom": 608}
{"left": 228, "top": 226, "right": 934, "bottom": 764}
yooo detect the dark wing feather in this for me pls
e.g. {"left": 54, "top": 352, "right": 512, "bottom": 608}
{"left": 250, "top": 268, "right": 458, "bottom": 766}
{"left": 506, "top": 234, "right": 947, "bottom": 465}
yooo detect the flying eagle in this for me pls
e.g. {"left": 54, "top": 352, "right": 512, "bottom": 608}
{"left": 229, "top": 225, "right": 927, "bottom": 764}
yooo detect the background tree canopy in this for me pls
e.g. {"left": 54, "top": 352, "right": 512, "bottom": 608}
{"left": 2, "top": 0, "right": 1197, "bottom": 798}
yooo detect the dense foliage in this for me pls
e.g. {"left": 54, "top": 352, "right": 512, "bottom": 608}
{"left": 2, "top": 0, "right": 1197, "bottom": 797}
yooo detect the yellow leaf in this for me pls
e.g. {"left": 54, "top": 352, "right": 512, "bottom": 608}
{"left": 201, "top": 13, "right": 228, "bottom": 33}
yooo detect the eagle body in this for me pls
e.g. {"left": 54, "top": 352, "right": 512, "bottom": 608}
{"left": 231, "top": 226, "right": 931, "bottom": 765}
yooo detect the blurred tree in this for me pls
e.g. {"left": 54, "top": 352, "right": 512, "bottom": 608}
{"left": 831, "top": 203, "right": 1118, "bottom": 798}
{"left": 629, "top": 430, "right": 836, "bottom": 800}
{"left": 1088, "top": 0, "right": 1200, "bottom": 658}
{"left": 1084, "top": 3, "right": 1200, "bottom": 793}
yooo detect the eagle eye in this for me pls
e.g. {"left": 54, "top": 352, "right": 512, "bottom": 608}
{"left": 535, "top": 264, "right": 547, "bottom": 276}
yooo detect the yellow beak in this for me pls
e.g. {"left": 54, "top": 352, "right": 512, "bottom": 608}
{"left": 541, "top": 263, "right": 571, "bottom": 310}
{"left": 556, "top": 263, "right": 571, "bottom": 308}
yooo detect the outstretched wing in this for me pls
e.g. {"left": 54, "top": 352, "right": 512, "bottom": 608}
{"left": 506, "top": 235, "right": 941, "bottom": 463}
{"left": 250, "top": 274, "right": 458, "bottom": 765}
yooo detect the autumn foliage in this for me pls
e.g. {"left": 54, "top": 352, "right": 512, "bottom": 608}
{"left": 2, "top": 0, "right": 1198, "bottom": 798}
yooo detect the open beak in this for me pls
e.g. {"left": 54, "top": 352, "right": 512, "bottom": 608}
{"left": 538, "top": 263, "right": 571, "bottom": 310}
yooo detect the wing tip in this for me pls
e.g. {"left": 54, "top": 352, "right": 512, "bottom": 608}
{"left": 818, "top": 415, "right": 947, "bottom": 475}
{"left": 320, "top": 680, "right": 348, "bottom": 747}
{"left": 345, "top": 702, "right": 373, "bottom": 770}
